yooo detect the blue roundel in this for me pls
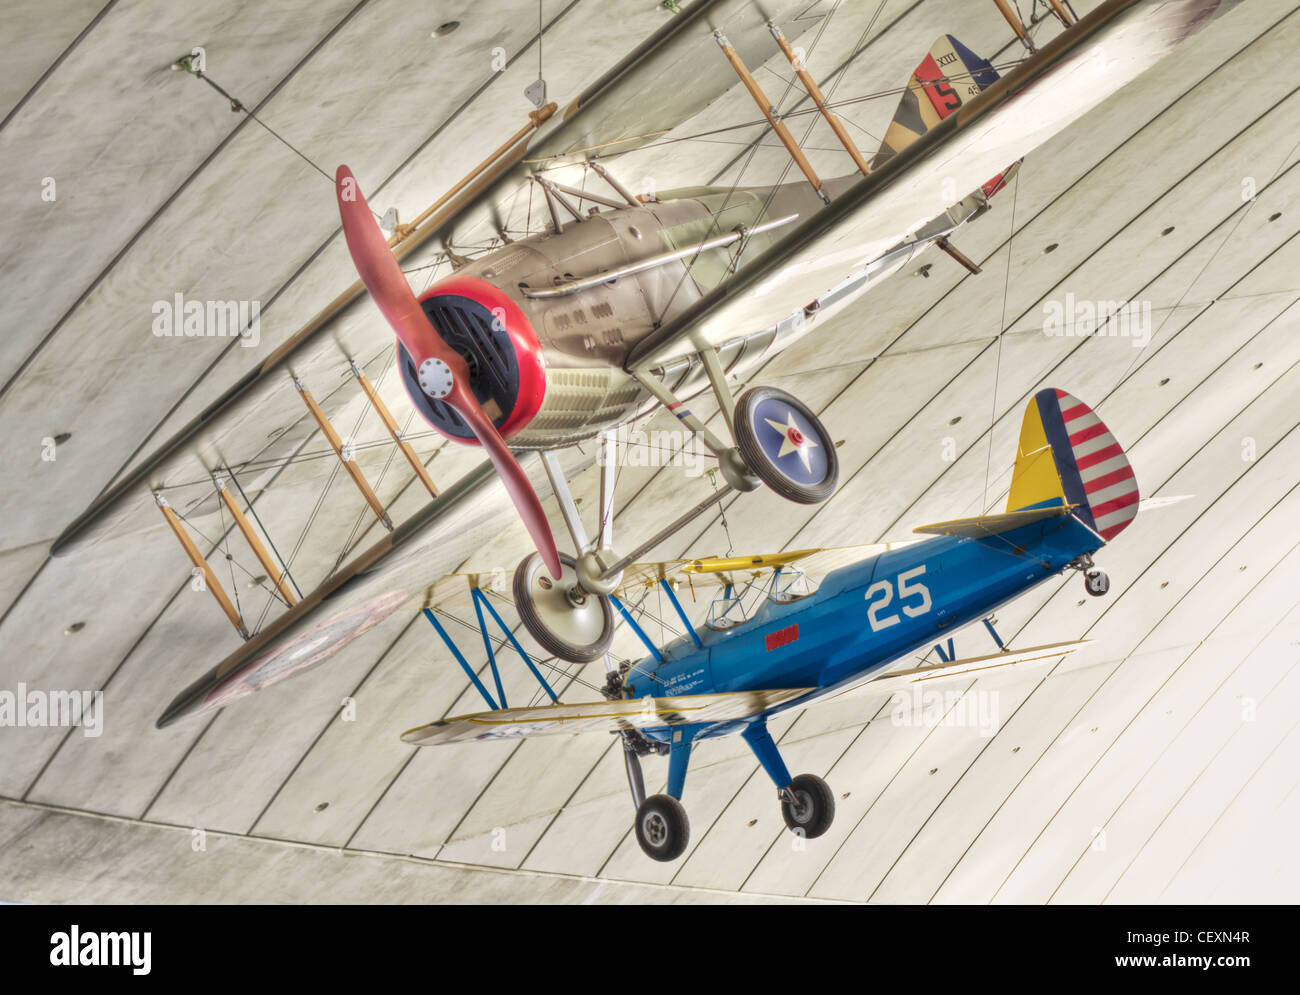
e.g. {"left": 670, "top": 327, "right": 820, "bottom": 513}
{"left": 745, "top": 395, "right": 832, "bottom": 487}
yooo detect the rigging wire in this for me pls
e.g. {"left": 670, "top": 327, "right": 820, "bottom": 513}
{"left": 983, "top": 170, "right": 1022, "bottom": 514}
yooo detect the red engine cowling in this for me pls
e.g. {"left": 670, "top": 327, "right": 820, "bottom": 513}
{"left": 397, "top": 274, "right": 547, "bottom": 444}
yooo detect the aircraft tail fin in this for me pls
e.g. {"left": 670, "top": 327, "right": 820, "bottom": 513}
{"left": 1008, "top": 389, "right": 1140, "bottom": 542}
{"left": 871, "top": 35, "right": 1001, "bottom": 176}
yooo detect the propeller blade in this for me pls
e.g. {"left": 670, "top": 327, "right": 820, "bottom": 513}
{"left": 335, "top": 164, "right": 561, "bottom": 578}
{"left": 454, "top": 401, "right": 562, "bottom": 579}
{"left": 335, "top": 165, "right": 456, "bottom": 370}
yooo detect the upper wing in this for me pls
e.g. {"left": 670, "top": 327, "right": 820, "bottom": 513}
{"left": 613, "top": 541, "right": 921, "bottom": 596}
{"left": 625, "top": 0, "right": 1238, "bottom": 370}
{"left": 401, "top": 687, "right": 813, "bottom": 745}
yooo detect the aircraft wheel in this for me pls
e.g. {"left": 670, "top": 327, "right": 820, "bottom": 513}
{"left": 733, "top": 386, "right": 838, "bottom": 504}
{"left": 780, "top": 773, "right": 835, "bottom": 839}
{"left": 513, "top": 551, "right": 614, "bottom": 663}
{"left": 635, "top": 794, "right": 689, "bottom": 862}
{"left": 1085, "top": 569, "right": 1110, "bottom": 598}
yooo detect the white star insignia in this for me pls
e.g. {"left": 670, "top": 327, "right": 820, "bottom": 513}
{"left": 764, "top": 412, "right": 819, "bottom": 473}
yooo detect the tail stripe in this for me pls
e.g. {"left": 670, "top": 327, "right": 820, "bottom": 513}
{"left": 1075, "top": 442, "right": 1124, "bottom": 472}
{"left": 1084, "top": 465, "right": 1136, "bottom": 494}
{"left": 1010, "top": 389, "right": 1139, "bottom": 543}
{"left": 1062, "top": 390, "right": 1139, "bottom": 539}
{"left": 1068, "top": 421, "right": 1110, "bottom": 447}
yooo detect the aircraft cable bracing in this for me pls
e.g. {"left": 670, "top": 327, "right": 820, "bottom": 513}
{"left": 982, "top": 171, "right": 1021, "bottom": 514}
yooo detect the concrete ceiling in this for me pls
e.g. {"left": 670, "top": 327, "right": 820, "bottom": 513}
{"left": 1, "top": 0, "right": 1298, "bottom": 903}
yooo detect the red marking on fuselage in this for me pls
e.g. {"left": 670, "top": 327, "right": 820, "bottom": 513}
{"left": 765, "top": 624, "right": 799, "bottom": 651}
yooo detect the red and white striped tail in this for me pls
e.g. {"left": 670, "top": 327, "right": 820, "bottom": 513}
{"left": 1050, "top": 390, "right": 1140, "bottom": 541}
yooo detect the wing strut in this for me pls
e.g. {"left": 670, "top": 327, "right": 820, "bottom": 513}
{"left": 294, "top": 377, "right": 393, "bottom": 530}
{"left": 154, "top": 494, "right": 249, "bottom": 639}
{"left": 350, "top": 361, "right": 439, "bottom": 498}
{"left": 213, "top": 476, "right": 298, "bottom": 606}
{"left": 992, "top": 0, "right": 1037, "bottom": 52}
{"left": 768, "top": 22, "right": 872, "bottom": 177}
{"left": 713, "top": 30, "right": 829, "bottom": 203}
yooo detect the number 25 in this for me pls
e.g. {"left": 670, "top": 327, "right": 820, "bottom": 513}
{"left": 865, "top": 565, "right": 932, "bottom": 631}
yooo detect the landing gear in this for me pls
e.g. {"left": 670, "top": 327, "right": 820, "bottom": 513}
{"left": 513, "top": 551, "right": 614, "bottom": 662}
{"left": 733, "top": 386, "right": 838, "bottom": 504}
{"left": 635, "top": 794, "right": 689, "bottom": 862}
{"left": 1070, "top": 553, "right": 1111, "bottom": 599}
{"left": 632, "top": 359, "right": 837, "bottom": 506}
{"left": 780, "top": 773, "right": 836, "bottom": 839}
{"left": 1085, "top": 569, "right": 1110, "bottom": 598}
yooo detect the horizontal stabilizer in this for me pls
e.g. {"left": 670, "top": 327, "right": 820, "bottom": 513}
{"left": 401, "top": 687, "right": 813, "bottom": 746}
{"left": 859, "top": 639, "right": 1092, "bottom": 696}
{"left": 912, "top": 504, "right": 1072, "bottom": 540}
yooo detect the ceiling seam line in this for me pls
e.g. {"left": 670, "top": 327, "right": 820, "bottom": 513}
{"left": 0, "top": 0, "right": 377, "bottom": 406}
{"left": 0, "top": 0, "right": 120, "bottom": 134}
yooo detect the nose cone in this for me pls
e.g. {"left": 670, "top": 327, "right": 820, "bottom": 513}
{"left": 399, "top": 274, "right": 547, "bottom": 445}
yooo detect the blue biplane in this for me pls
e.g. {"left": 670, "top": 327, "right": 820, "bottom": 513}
{"left": 404, "top": 388, "right": 1141, "bottom": 861}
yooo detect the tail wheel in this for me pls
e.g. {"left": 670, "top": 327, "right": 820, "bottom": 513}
{"left": 635, "top": 794, "right": 690, "bottom": 862}
{"left": 780, "top": 773, "right": 835, "bottom": 839}
{"left": 1085, "top": 569, "right": 1110, "bottom": 598}
{"left": 733, "top": 386, "right": 838, "bottom": 504}
{"left": 513, "top": 551, "right": 614, "bottom": 663}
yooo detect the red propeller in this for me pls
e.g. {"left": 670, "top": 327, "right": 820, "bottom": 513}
{"left": 335, "top": 165, "right": 560, "bottom": 578}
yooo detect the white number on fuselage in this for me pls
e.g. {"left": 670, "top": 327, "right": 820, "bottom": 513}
{"left": 865, "top": 565, "right": 932, "bottom": 631}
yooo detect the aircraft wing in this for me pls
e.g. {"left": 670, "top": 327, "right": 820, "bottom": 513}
{"left": 401, "top": 687, "right": 813, "bottom": 745}
{"left": 843, "top": 639, "right": 1094, "bottom": 702}
{"left": 613, "top": 540, "right": 921, "bottom": 596}
{"left": 156, "top": 460, "right": 507, "bottom": 727}
{"left": 626, "top": 0, "right": 1240, "bottom": 371}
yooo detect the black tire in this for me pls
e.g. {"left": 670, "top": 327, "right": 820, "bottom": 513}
{"left": 1085, "top": 569, "right": 1110, "bottom": 598}
{"left": 513, "top": 551, "right": 614, "bottom": 663}
{"left": 733, "top": 386, "right": 838, "bottom": 504}
{"left": 635, "top": 794, "right": 690, "bottom": 862}
{"left": 780, "top": 773, "right": 835, "bottom": 839}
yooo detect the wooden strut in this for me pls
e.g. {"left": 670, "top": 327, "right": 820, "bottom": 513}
{"left": 768, "top": 23, "right": 871, "bottom": 176}
{"left": 295, "top": 379, "right": 393, "bottom": 531}
{"left": 213, "top": 479, "right": 298, "bottom": 606}
{"left": 992, "top": 0, "right": 1036, "bottom": 52}
{"left": 714, "top": 31, "right": 829, "bottom": 203}
{"left": 1045, "top": 0, "right": 1077, "bottom": 28}
{"left": 350, "top": 361, "right": 439, "bottom": 498}
{"left": 936, "top": 237, "right": 983, "bottom": 275}
{"left": 387, "top": 102, "right": 558, "bottom": 246}
{"left": 155, "top": 495, "right": 249, "bottom": 639}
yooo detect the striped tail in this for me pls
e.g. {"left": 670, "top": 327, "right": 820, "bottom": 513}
{"left": 1007, "top": 389, "right": 1140, "bottom": 542}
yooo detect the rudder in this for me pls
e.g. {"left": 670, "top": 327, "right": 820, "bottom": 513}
{"left": 872, "top": 34, "right": 1002, "bottom": 182}
{"left": 1008, "top": 389, "right": 1140, "bottom": 542}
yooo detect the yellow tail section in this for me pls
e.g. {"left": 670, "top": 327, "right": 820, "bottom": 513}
{"left": 1009, "top": 389, "right": 1140, "bottom": 542}
{"left": 1007, "top": 394, "right": 1068, "bottom": 513}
